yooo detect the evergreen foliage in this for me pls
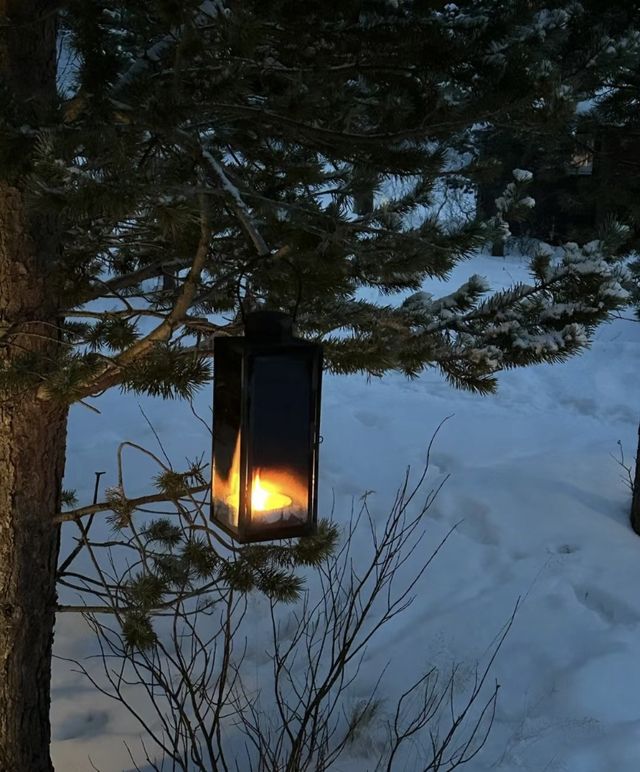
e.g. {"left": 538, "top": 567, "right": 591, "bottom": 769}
{"left": 60, "top": 489, "right": 78, "bottom": 508}
{"left": 474, "top": 1, "right": 640, "bottom": 247}
{"left": 80, "top": 463, "right": 341, "bottom": 647}
{"left": 1, "top": 0, "right": 636, "bottom": 403}
{"left": 5, "top": 0, "right": 640, "bottom": 658}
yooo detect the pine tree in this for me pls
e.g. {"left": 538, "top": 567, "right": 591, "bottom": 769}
{"left": 0, "top": 2, "right": 637, "bottom": 768}
{"left": 475, "top": 1, "right": 640, "bottom": 248}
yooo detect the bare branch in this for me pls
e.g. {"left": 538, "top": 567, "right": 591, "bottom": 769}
{"left": 60, "top": 424, "right": 510, "bottom": 771}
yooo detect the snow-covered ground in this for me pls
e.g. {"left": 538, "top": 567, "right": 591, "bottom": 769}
{"left": 51, "top": 252, "right": 640, "bottom": 771}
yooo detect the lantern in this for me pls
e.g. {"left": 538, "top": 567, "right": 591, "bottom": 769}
{"left": 211, "top": 311, "right": 322, "bottom": 543}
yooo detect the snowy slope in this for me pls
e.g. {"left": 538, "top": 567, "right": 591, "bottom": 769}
{"left": 51, "top": 252, "right": 640, "bottom": 772}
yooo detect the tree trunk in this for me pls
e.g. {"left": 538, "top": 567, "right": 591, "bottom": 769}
{"left": 0, "top": 189, "right": 67, "bottom": 772}
{"left": 0, "top": 3, "right": 64, "bottom": 770}
{"left": 631, "top": 422, "right": 640, "bottom": 536}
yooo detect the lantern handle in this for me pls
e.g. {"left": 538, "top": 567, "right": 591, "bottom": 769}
{"left": 245, "top": 311, "right": 294, "bottom": 341}
{"left": 288, "top": 258, "right": 304, "bottom": 324}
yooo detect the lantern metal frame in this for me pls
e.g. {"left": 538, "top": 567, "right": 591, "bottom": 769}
{"left": 211, "top": 311, "right": 322, "bottom": 543}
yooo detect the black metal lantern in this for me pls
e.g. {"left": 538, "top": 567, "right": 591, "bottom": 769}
{"left": 211, "top": 311, "right": 322, "bottom": 543}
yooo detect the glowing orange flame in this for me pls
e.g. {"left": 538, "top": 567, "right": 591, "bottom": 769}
{"left": 214, "top": 432, "right": 306, "bottom": 526}
{"left": 226, "top": 472, "right": 292, "bottom": 513}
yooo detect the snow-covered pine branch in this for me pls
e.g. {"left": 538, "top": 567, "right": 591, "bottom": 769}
{"left": 110, "top": 1, "right": 229, "bottom": 98}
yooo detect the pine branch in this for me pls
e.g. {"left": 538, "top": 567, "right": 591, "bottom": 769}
{"left": 53, "top": 483, "right": 209, "bottom": 524}
{"left": 70, "top": 257, "right": 197, "bottom": 308}
{"left": 56, "top": 605, "right": 121, "bottom": 614}
{"left": 199, "top": 146, "right": 270, "bottom": 257}
{"left": 38, "top": 199, "right": 212, "bottom": 401}
{"left": 197, "top": 100, "right": 524, "bottom": 145}
{"left": 114, "top": 2, "right": 226, "bottom": 98}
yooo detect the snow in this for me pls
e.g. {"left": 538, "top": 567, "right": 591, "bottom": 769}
{"left": 111, "top": 1, "right": 228, "bottom": 96}
{"left": 512, "top": 324, "right": 588, "bottom": 354}
{"left": 512, "top": 169, "right": 533, "bottom": 183}
{"left": 51, "top": 251, "right": 640, "bottom": 771}
{"left": 495, "top": 171, "right": 535, "bottom": 216}
{"left": 201, "top": 147, "right": 271, "bottom": 256}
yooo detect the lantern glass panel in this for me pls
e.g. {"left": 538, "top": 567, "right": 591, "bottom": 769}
{"left": 246, "top": 354, "right": 314, "bottom": 534}
{"left": 211, "top": 344, "right": 243, "bottom": 529}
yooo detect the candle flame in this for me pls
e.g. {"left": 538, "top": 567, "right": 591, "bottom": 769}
{"left": 214, "top": 432, "right": 306, "bottom": 526}
{"left": 226, "top": 471, "right": 292, "bottom": 514}
{"left": 250, "top": 473, "right": 293, "bottom": 512}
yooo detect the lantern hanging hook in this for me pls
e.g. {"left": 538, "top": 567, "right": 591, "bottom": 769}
{"left": 282, "top": 256, "right": 304, "bottom": 324}
{"left": 235, "top": 271, "right": 247, "bottom": 326}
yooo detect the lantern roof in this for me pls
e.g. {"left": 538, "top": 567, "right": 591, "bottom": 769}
{"left": 244, "top": 310, "right": 294, "bottom": 343}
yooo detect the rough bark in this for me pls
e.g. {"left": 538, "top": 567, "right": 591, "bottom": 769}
{"left": 0, "top": 192, "right": 67, "bottom": 772}
{"left": 631, "top": 422, "right": 640, "bottom": 536}
{"left": 0, "top": 3, "right": 64, "bottom": 770}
